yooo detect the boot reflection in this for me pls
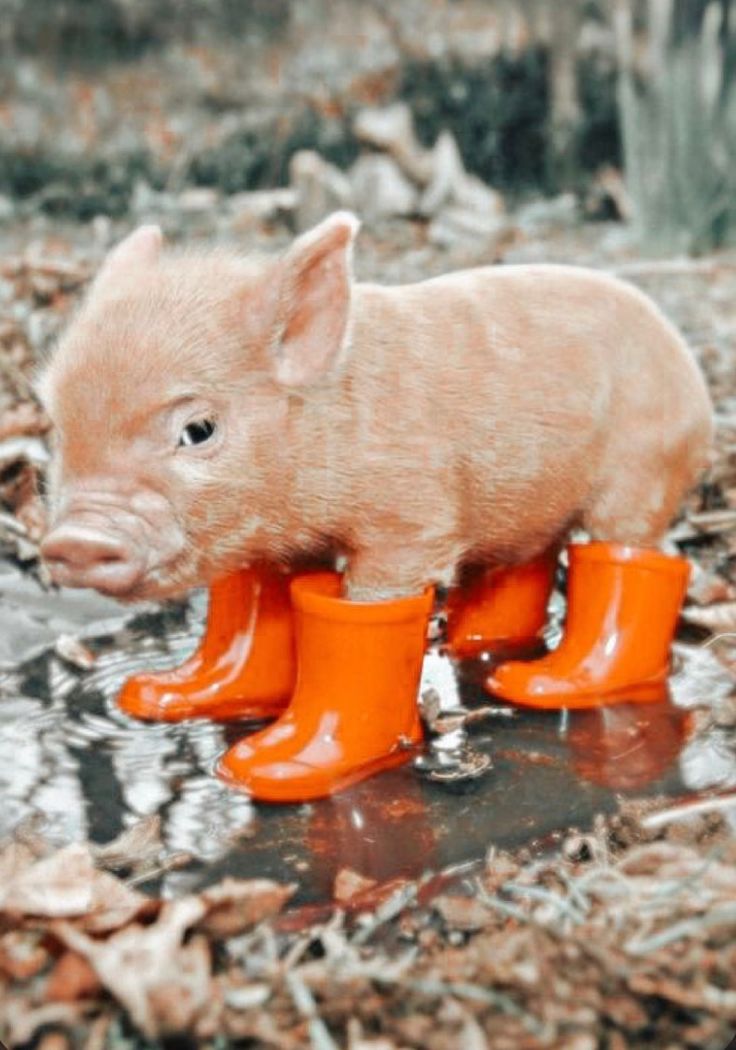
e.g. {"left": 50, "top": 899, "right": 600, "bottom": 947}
{"left": 566, "top": 696, "right": 690, "bottom": 791}
{"left": 305, "top": 769, "right": 436, "bottom": 900}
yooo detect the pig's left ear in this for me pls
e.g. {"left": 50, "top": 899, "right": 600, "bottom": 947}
{"left": 95, "top": 225, "right": 163, "bottom": 287}
{"left": 270, "top": 211, "right": 359, "bottom": 386}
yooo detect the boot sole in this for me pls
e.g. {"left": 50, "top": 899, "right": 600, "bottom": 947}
{"left": 118, "top": 691, "right": 289, "bottom": 724}
{"left": 487, "top": 676, "right": 668, "bottom": 710}
{"left": 217, "top": 742, "right": 421, "bottom": 802}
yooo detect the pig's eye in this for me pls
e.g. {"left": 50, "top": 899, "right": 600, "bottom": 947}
{"left": 179, "top": 419, "right": 216, "bottom": 448}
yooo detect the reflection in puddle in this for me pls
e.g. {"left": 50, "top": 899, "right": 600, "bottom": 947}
{"left": 1, "top": 602, "right": 735, "bottom": 902}
{"left": 564, "top": 702, "right": 691, "bottom": 791}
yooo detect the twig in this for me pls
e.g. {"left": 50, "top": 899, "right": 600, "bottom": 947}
{"left": 625, "top": 902, "right": 736, "bottom": 955}
{"left": 125, "top": 850, "right": 192, "bottom": 886}
{"left": 503, "top": 881, "right": 588, "bottom": 924}
{"left": 641, "top": 790, "right": 736, "bottom": 829}
{"left": 474, "top": 884, "right": 539, "bottom": 926}
{"left": 400, "top": 978, "right": 550, "bottom": 1038}
{"left": 285, "top": 971, "right": 340, "bottom": 1050}
{"left": 351, "top": 881, "right": 418, "bottom": 946}
{"left": 82, "top": 1014, "right": 112, "bottom": 1050}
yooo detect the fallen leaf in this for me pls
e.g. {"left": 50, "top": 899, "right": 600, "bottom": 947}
{"left": 2, "top": 1000, "right": 87, "bottom": 1049}
{"left": 198, "top": 877, "right": 296, "bottom": 938}
{"left": 0, "top": 929, "right": 50, "bottom": 980}
{"left": 55, "top": 896, "right": 209, "bottom": 1038}
{"left": 91, "top": 815, "right": 163, "bottom": 872}
{"left": 54, "top": 634, "right": 97, "bottom": 670}
{"left": 0, "top": 400, "right": 50, "bottom": 439}
{"left": 433, "top": 893, "right": 493, "bottom": 931}
{"left": 334, "top": 868, "right": 378, "bottom": 904}
{"left": 0, "top": 838, "right": 38, "bottom": 883}
{"left": 682, "top": 600, "right": 736, "bottom": 632}
{"left": 1, "top": 843, "right": 149, "bottom": 931}
{"left": 46, "top": 950, "right": 102, "bottom": 1003}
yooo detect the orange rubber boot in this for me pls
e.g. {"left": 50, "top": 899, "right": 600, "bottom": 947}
{"left": 485, "top": 543, "right": 689, "bottom": 709}
{"left": 118, "top": 565, "right": 295, "bottom": 722}
{"left": 217, "top": 573, "right": 433, "bottom": 802}
{"left": 445, "top": 552, "right": 557, "bottom": 657}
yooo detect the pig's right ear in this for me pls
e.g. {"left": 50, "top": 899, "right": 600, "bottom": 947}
{"left": 94, "top": 225, "right": 163, "bottom": 286}
{"left": 270, "top": 211, "right": 359, "bottom": 387}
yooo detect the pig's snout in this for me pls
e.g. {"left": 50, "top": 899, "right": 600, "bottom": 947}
{"left": 41, "top": 523, "right": 147, "bottom": 596}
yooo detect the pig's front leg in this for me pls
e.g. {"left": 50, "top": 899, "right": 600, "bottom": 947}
{"left": 345, "top": 545, "right": 454, "bottom": 602}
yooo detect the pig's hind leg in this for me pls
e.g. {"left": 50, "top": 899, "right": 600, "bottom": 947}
{"left": 584, "top": 388, "right": 712, "bottom": 547}
{"left": 583, "top": 465, "right": 683, "bottom": 549}
{"left": 485, "top": 462, "right": 692, "bottom": 709}
{"left": 584, "top": 418, "right": 712, "bottom": 547}
{"left": 445, "top": 552, "right": 558, "bottom": 659}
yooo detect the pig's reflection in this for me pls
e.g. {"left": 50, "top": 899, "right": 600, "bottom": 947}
{"left": 564, "top": 697, "right": 690, "bottom": 791}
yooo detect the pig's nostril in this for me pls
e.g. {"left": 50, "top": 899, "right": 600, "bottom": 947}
{"left": 42, "top": 528, "right": 128, "bottom": 569}
{"left": 40, "top": 525, "right": 145, "bottom": 596}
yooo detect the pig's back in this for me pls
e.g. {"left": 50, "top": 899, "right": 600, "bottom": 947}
{"left": 352, "top": 265, "right": 712, "bottom": 558}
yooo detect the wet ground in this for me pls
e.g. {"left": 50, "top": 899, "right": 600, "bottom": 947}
{"left": 2, "top": 561, "right": 734, "bottom": 905}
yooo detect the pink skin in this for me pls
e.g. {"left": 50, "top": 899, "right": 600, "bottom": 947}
{"left": 38, "top": 215, "right": 713, "bottom": 603}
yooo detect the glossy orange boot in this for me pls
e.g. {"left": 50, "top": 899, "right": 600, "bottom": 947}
{"left": 485, "top": 543, "right": 689, "bottom": 709}
{"left": 445, "top": 552, "right": 557, "bottom": 657}
{"left": 118, "top": 565, "right": 295, "bottom": 722}
{"left": 217, "top": 573, "right": 434, "bottom": 802}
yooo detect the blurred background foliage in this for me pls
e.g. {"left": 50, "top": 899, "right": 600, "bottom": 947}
{"left": 0, "top": 0, "right": 732, "bottom": 253}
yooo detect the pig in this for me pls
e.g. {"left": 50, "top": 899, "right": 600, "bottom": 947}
{"left": 38, "top": 213, "right": 713, "bottom": 605}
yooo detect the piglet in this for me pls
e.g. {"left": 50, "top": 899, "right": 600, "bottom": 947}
{"left": 39, "top": 214, "right": 713, "bottom": 800}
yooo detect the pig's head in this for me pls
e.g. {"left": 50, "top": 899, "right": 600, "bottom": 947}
{"left": 38, "top": 212, "right": 359, "bottom": 600}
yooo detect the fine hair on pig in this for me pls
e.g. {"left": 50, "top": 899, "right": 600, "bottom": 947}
{"left": 38, "top": 214, "right": 713, "bottom": 603}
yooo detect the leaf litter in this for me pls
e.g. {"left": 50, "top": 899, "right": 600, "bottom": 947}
{"left": 0, "top": 801, "right": 734, "bottom": 1047}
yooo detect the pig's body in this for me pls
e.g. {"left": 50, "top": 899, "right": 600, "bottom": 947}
{"left": 289, "top": 266, "right": 710, "bottom": 596}
{"left": 40, "top": 217, "right": 712, "bottom": 602}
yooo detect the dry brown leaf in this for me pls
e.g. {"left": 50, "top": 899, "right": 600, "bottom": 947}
{"left": 334, "top": 867, "right": 378, "bottom": 904}
{"left": 54, "top": 634, "right": 97, "bottom": 670}
{"left": 1, "top": 842, "right": 148, "bottom": 931}
{"left": 46, "top": 950, "right": 102, "bottom": 1003}
{"left": 433, "top": 893, "right": 493, "bottom": 931}
{"left": 198, "top": 877, "right": 296, "bottom": 938}
{"left": 55, "top": 896, "right": 209, "bottom": 1038}
{"left": 16, "top": 491, "right": 48, "bottom": 541}
{"left": 0, "top": 929, "right": 50, "bottom": 980}
{"left": 0, "top": 838, "right": 39, "bottom": 883}
{"left": 687, "top": 564, "right": 736, "bottom": 606}
{"left": 91, "top": 815, "right": 163, "bottom": 872}
{"left": 0, "top": 400, "right": 51, "bottom": 439}
{"left": 682, "top": 601, "right": 736, "bottom": 632}
{"left": 687, "top": 508, "right": 736, "bottom": 534}
{"left": 146, "top": 935, "right": 213, "bottom": 1034}
{"left": 2, "top": 999, "right": 88, "bottom": 1049}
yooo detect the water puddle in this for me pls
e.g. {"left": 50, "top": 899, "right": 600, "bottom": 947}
{"left": 1, "top": 569, "right": 735, "bottom": 904}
